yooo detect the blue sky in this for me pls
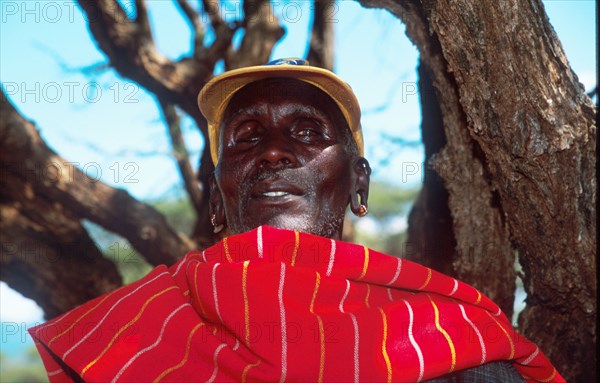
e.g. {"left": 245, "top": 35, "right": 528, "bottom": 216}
{"left": 0, "top": 0, "right": 596, "bottom": 358}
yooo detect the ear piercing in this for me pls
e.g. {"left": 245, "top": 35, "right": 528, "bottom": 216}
{"left": 211, "top": 214, "right": 224, "bottom": 234}
{"left": 357, "top": 204, "right": 368, "bottom": 217}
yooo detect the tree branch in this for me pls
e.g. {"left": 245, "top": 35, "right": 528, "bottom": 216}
{"left": 306, "top": 0, "right": 335, "bottom": 70}
{"left": 202, "top": 0, "right": 226, "bottom": 31}
{"left": 134, "top": 0, "right": 152, "bottom": 39}
{"left": 175, "top": 0, "right": 205, "bottom": 58}
{"left": 0, "top": 90, "right": 194, "bottom": 267}
{"left": 77, "top": 0, "right": 209, "bottom": 121}
{"left": 226, "top": 0, "right": 284, "bottom": 69}
{"left": 159, "top": 99, "right": 204, "bottom": 214}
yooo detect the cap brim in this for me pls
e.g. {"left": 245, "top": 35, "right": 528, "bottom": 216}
{"left": 198, "top": 65, "right": 363, "bottom": 165}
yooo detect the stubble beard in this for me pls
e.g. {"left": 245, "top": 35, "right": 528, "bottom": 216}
{"left": 227, "top": 168, "right": 346, "bottom": 239}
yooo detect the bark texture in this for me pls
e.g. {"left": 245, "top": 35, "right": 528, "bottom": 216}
{"left": 357, "top": 1, "right": 596, "bottom": 381}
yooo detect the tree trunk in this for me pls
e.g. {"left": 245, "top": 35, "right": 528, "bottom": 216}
{"left": 0, "top": 203, "right": 122, "bottom": 320}
{"left": 357, "top": 0, "right": 596, "bottom": 381}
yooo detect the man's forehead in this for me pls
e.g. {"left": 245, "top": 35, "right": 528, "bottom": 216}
{"left": 223, "top": 78, "right": 346, "bottom": 123}
{"left": 228, "top": 77, "right": 331, "bottom": 102}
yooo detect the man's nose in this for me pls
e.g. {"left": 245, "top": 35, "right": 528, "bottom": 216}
{"left": 257, "top": 133, "right": 297, "bottom": 168}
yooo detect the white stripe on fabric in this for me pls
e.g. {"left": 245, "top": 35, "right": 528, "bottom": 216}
{"left": 112, "top": 303, "right": 189, "bottom": 383}
{"left": 350, "top": 313, "right": 360, "bottom": 383}
{"left": 387, "top": 287, "right": 394, "bottom": 302}
{"left": 257, "top": 226, "right": 263, "bottom": 258}
{"left": 521, "top": 346, "right": 540, "bottom": 366}
{"left": 449, "top": 279, "right": 458, "bottom": 296}
{"left": 202, "top": 250, "right": 207, "bottom": 263}
{"left": 326, "top": 239, "right": 336, "bottom": 277}
{"left": 212, "top": 263, "right": 224, "bottom": 323}
{"left": 172, "top": 253, "right": 189, "bottom": 277}
{"left": 338, "top": 279, "right": 359, "bottom": 382}
{"left": 388, "top": 258, "right": 402, "bottom": 285}
{"left": 403, "top": 299, "right": 424, "bottom": 382}
{"left": 206, "top": 343, "right": 228, "bottom": 383}
{"left": 339, "top": 280, "right": 351, "bottom": 313}
{"left": 47, "top": 369, "right": 62, "bottom": 377}
{"left": 278, "top": 263, "right": 287, "bottom": 383}
{"left": 62, "top": 271, "right": 169, "bottom": 360}
{"left": 35, "top": 311, "right": 70, "bottom": 337}
{"left": 459, "top": 304, "right": 487, "bottom": 365}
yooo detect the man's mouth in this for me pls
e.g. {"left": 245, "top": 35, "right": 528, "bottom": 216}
{"left": 262, "top": 191, "right": 290, "bottom": 197}
{"left": 251, "top": 178, "right": 304, "bottom": 200}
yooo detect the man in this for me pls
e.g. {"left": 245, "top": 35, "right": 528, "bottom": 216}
{"left": 29, "top": 59, "right": 562, "bottom": 382}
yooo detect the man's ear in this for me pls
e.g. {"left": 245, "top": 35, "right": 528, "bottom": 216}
{"left": 209, "top": 174, "right": 226, "bottom": 228}
{"left": 350, "top": 157, "right": 371, "bottom": 216}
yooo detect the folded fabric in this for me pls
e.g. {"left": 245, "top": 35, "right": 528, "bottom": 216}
{"left": 29, "top": 226, "right": 563, "bottom": 382}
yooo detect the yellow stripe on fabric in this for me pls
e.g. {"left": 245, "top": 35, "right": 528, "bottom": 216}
{"left": 310, "top": 272, "right": 325, "bottom": 383}
{"left": 152, "top": 323, "right": 204, "bottom": 382}
{"left": 358, "top": 247, "right": 369, "bottom": 280}
{"left": 223, "top": 237, "right": 232, "bottom": 262}
{"left": 48, "top": 289, "right": 118, "bottom": 346}
{"left": 428, "top": 296, "right": 456, "bottom": 373}
{"left": 417, "top": 268, "right": 432, "bottom": 290}
{"left": 539, "top": 368, "right": 557, "bottom": 382}
{"left": 241, "top": 360, "right": 261, "bottom": 383}
{"left": 291, "top": 231, "right": 300, "bottom": 266}
{"left": 485, "top": 311, "right": 515, "bottom": 359}
{"left": 242, "top": 260, "right": 250, "bottom": 346}
{"left": 475, "top": 291, "right": 482, "bottom": 304}
{"left": 81, "top": 286, "right": 177, "bottom": 377}
{"left": 378, "top": 307, "right": 392, "bottom": 383}
{"left": 365, "top": 284, "right": 371, "bottom": 309}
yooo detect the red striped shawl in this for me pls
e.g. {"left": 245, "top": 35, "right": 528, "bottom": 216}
{"left": 29, "top": 226, "right": 563, "bottom": 382}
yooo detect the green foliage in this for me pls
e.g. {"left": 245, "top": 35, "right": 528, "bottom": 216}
{"left": 105, "top": 243, "right": 154, "bottom": 285}
{"left": 0, "top": 347, "right": 48, "bottom": 383}
{"left": 367, "top": 181, "right": 420, "bottom": 221}
{"left": 150, "top": 195, "right": 197, "bottom": 236}
{"left": 352, "top": 181, "right": 419, "bottom": 256}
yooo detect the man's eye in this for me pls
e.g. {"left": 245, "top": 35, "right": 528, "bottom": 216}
{"left": 232, "top": 122, "right": 261, "bottom": 144}
{"left": 236, "top": 135, "right": 259, "bottom": 143}
{"left": 294, "top": 120, "right": 326, "bottom": 140}
{"left": 297, "top": 128, "right": 319, "bottom": 137}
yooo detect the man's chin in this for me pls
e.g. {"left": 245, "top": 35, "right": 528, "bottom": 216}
{"left": 230, "top": 213, "right": 343, "bottom": 240}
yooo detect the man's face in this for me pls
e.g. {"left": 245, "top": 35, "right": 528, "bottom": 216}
{"left": 213, "top": 78, "right": 358, "bottom": 239}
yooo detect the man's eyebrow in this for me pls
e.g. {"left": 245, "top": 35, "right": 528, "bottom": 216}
{"left": 279, "top": 104, "right": 329, "bottom": 120}
{"left": 223, "top": 105, "right": 266, "bottom": 126}
{"left": 223, "top": 104, "right": 330, "bottom": 127}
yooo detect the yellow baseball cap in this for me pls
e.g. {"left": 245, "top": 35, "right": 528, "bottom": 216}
{"left": 197, "top": 58, "right": 363, "bottom": 165}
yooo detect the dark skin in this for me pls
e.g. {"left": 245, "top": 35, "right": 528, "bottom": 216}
{"left": 210, "top": 78, "right": 371, "bottom": 240}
